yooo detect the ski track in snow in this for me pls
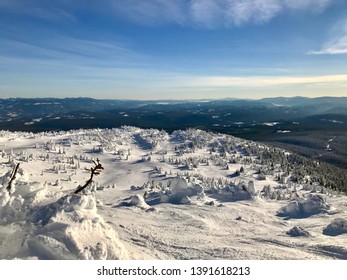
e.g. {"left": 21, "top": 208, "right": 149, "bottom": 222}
{"left": 0, "top": 127, "right": 346, "bottom": 260}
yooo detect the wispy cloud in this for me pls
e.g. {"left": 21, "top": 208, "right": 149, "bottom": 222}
{"left": 0, "top": 35, "right": 152, "bottom": 96}
{"left": 187, "top": 0, "right": 282, "bottom": 27}
{"left": 283, "top": 0, "right": 333, "bottom": 13}
{"left": 1, "top": 0, "right": 335, "bottom": 27}
{"left": 0, "top": 0, "right": 76, "bottom": 22}
{"left": 309, "top": 20, "right": 347, "bottom": 55}
{"left": 164, "top": 74, "right": 347, "bottom": 88}
{"left": 109, "top": 0, "right": 335, "bottom": 28}
{"left": 0, "top": 37, "right": 146, "bottom": 68}
{"left": 107, "top": 0, "right": 188, "bottom": 26}
{"left": 2, "top": 35, "right": 347, "bottom": 87}
{"left": 309, "top": 36, "right": 347, "bottom": 55}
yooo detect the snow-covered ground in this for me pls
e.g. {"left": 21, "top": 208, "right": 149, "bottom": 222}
{"left": 0, "top": 127, "right": 346, "bottom": 260}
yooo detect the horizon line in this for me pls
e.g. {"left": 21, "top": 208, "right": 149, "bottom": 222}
{"left": 1, "top": 95, "right": 347, "bottom": 101}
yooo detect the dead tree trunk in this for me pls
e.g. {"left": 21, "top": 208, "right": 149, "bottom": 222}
{"left": 6, "top": 163, "right": 20, "bottom": 194}
{"left": 74, "top": 159, "right": 104, "bottom": 194}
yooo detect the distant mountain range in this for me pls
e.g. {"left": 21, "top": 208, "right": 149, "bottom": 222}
{"left": 1, "top": 96, "right": 347, "bottom": 169}
{"left": 1, "top": 96, "right": 347, "bottom": 122}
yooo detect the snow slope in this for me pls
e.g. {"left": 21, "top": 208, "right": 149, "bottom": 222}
{"left": 0, "top": 127, "right": 346, "bottom": 259}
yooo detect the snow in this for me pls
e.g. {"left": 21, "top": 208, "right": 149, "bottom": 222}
{"left": 262, "top": 122, "right": 280, "bottom": 126}
{"left": 277, "top": 194, "right": 331, "bottom": 218}
{"left": 129, "top": 194, "right": 150, "bottom": 209}
{"left": 0, "top": 185, "right": 128, "bottom": 259}
{"left": 329, "top": 120, "right": 343, "bottom": 124}
{"left": 28, "top": 194, "right": 128, "bottom": 260}
{"left": 286, "top": 226, "right": 311, "bottom": 237}
{"left": 320, "top": 119, "right": 344, "bottom": 124}
{"left": 0, "top": 127, "right": 347, "bottom": 259}
{"left": 167, "top": 177, "right": 203, "bottom": 203}
{"left": 34, "top": 102, "right": 60, "bottom": 105}
{"left": 323, "top": 218, "right": 347, "bottom": 236}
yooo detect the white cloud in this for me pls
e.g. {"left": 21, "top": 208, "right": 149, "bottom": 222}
{"left": 309, "top": 36, "right": 347, "bottom": 55}
{"left": 309, "top": 21, "right": 347, "bottom": 55}
{"left": 222, "top": 0, "right": 282, "bottom": 26}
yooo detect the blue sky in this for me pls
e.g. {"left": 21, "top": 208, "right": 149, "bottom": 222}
{"left": 1, "top": 0, "right": 347, "bottom": 100}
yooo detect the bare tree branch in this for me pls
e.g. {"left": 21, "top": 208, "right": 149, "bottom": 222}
{"left": 74, "top": 158, "right": 104, "bottom": 195}
{"left": 6, "top": 163, "right": 20, "bottom": 194}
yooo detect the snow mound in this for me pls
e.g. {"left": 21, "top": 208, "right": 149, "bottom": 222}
{"left": 218, "top": 181, "right": 256, "bottom": 201}
{"left": 0, "top": 191, "right": 24, "bottom": 225}
{"left": 156, "top": 177, "right": 204, "bottom": 204}
{"left": 151, "top": 178, "right": 256, "bottom": 204}
{"left": 0, "top": 186, "right": 128, "bottom": 260}
{"left": 180, "top": 195, "right": 192, "bottom": 204}
{"left": 130, "top": 194, "right": 150, "bottom": 209}
{"left": 0, "top": 171, "right": 11, "bottom": 187}
{"left": 286, "top": 226, "right": 311, "bottom": 237}
{"left": 0, "top": 166, "right": 29, "bottom": 194}
{"left": 15, "top": 182, "right": 52, "bottom": 205}
{"left": 170, "top": 177, "right": 202, "bottom": 202}
{"left": 323, "top": 218, "right": 347, "bottom": 236}
{"left": 278, "top": 194, "right": 331, "bottom": 218}
{"left": 30, "top": 194, "right": 128, "bottom": 260}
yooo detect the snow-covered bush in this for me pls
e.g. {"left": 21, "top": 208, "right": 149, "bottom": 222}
{"left": 277, "top": 194, "right": 330, "bottom": 218}
{"left": 165, "top": 177, "right": 204, "bottom": 203}
{"left": 145, "top": 177, "right": 204, "bottom": 204}
{"left": 218, "top": 181, "right": 256, "bottom": 201}
{"left": 170, "top": 178, "right": 198, "bottom": 200}
{"left": 129, "top": 194, "right": 150, "bottom": 209}
{"left": 180, "top": 195, "right": 192, "bottom": 204}
{"left": 323, "top": 218, "right": 347, "bottom": 236}
{"left": 286, "top": 226, "right": 311, "bottom": 237}
{"left": 257, "top": 173, "right": 266, "bottom": 180}
{"left": 260, "top": 185, "right": 292, "bottom": 200}
{"left": 261, "top": 185, "right": 274, "bottom": 199}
